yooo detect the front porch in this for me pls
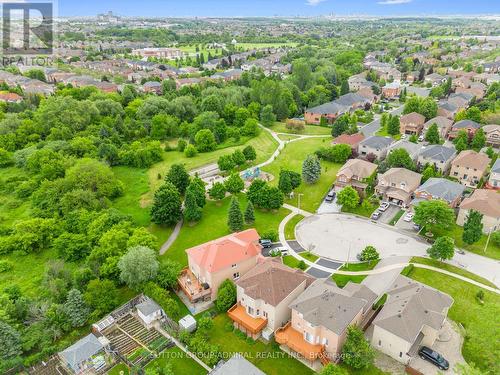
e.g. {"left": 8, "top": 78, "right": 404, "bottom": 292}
{"left": 227, "top": 303, "right": 267, "bottom": 339}
{"left": 177, "top": 268, "right": 211, "bottom": 303}
{"left": 275, "top": 322, "right": 330, "bottom": 365}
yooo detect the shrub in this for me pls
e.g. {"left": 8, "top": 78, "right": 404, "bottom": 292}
{"left": 184, "top": 144, "right": 198, "bottom": 158}
{"left": 216, "top": 279, "right": 236, "bottom": 312}
{"left": 259, "top": 229, "right": 278, "bottom": 242}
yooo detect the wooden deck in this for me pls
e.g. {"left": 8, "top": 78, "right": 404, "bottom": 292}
{"left": 227, "top": 303, "right": 267, "bottom": 334}
{"left": 275, "top": 322, "right": 326, "bottom": 362}
{"left": 177, "top": 268, "right": 211, "bottom": 302}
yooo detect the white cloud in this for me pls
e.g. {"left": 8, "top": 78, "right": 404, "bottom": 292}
{"left": 306, "top": 0, "right": 327, "bottom": 6}
{"left": 378, "top": 0, "right": 413, "bottom": 4}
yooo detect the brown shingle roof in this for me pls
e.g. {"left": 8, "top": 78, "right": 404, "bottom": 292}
{"left": 452, "top": 150, "right": 490, "bottom": 171}
{"left": 237, "top": 261, "right": 314, "bottom": 307}
{"left": 460, "top": 189, "right": 500, "bottom": 218}
{"left": 400, "top": 112, "right": 425, "bottom": 125}
{"left": 337, "top": 159, "right": 377, "bottom": 180}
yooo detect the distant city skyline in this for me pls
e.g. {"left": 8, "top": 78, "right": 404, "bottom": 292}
{"left": 58, "top": 0, "right": 500, "bottom": 18}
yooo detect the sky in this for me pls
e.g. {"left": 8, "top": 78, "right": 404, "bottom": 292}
{"left": 57, "top": 0, "right": 500, "bottom": 18}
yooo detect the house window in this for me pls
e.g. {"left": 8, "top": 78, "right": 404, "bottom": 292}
{"left": 231, "top": 264, "right": 237, "bottom": 268}
{"left": 233, "top": 272, "right": 240, "bottom": 280}
{"left": 322, "top": 337, "right": 329, "bottom": 345}
{"left": 256, "top": 309, "right": 260, "bottom": 316}
{"left": 263, "top": 311, "right": 268, "bottom": 318}
{"left": 378, "top": 340, "right": 381, "bottom": 346}
{"left": 248, "top": 306, "right": 254, "bottom": 315}
{"left": 399, "top": 352, "right": 403, "bottom": 358}
{"left": 305, "top": 332, "right": 314, "bottom": 343}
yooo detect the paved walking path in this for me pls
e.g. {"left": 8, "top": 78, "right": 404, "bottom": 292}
{"left": 159, "top": 219, "right": 183, "bottom": 255}
{"left": 279, "top": 211, "right": 500, "bottom": 295}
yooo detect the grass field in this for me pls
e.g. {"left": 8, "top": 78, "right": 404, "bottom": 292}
{"left": 375, "top": 125, "right": 401, "bottom": 140}
{"left": 284, "top": 214, "right": 304, "bottom": 240}
{"left": 299, "top": 252, "right": 319, "bottom": 262}
{"left": 282, "top": 255, "right": 307, "bottom": 270}
{"left": 162, "top": 193, "right": 289, "bottom": 266}
{"left": 270, "top": 122, "right": 332, "bottom": 135}
{"left": 262, "top": 137, "right": 341, "bottom": 212}
{"left": 410, "top": 257, "right": 497, "bottom": 288}
{"left": 388, "top": 209, "right": 404, "bottom": 226}
{"left": 107, "top": 363, "right": 130, "bottom": 375}
{"left": 331, "top": 261, "right": 379, "bottom": 287}
{"left": 145, "top": 346, "right": 207, "bottom": 375}
{"left": 405, "top": 267, "right": 500, "bottom": 373}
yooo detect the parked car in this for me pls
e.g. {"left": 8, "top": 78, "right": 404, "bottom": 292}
{"left": 418, "top": 346, "right": 449, "bottom": 371}
{"left": 403, "top": 212, "right": 414, "bottom": 222}
{"left": 325, "top": 191, "right": 336, "bottom": 203}
{"left": 378, "top": 202, "right": 390, "bottom": 212}
{"left": 413, "top": 223, "right": 422, "bottom": 231}
{"left": 259, "top": 239, "right": 272, "bottom": 248}
{"left": 371, "top": 211, "right": 382, "bottom": 220}
{"left": 401, "top": 134, "right": 407, "bottom": 139}
{"left": 418, "top": 134, "right": 425, "bottom": 142}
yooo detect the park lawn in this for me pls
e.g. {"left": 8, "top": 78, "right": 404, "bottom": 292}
{"left": 300, "top": 252, "right": 319, "bottom": 262}
{"left": 405, "top": 267, "right": 500, "bottom": 373}
{"left": 145, "top": 346, "right": 207, "bottom": 375}
{"left": 341, "top": 201, "right": 378, "bottom": 218}
{"left": 284, "top": 214, "right": 304, "bottom": 240}
{"left": 388, "top": 209, "right": 405, "bottom": 226}
{"left": 262, "top": 137, "right": 342, "bottom": 212}
{"left": 410, "top": 257, "right": 497, "bottom": 288}
{"left": 205, "top": 313, "right": 313, "bottom": 375}
{"left": 278, "top": 134, "right": 302, "bottom": 142}
{"left": 331, "top": 261, "right": 379, "bottom": 288}
{"left": 112, "top": 166, "right": 174, "bottom": 249}
{"left": 236, "top": 42, "right": 299, "bottom": 49}
{"left": 270, "top": 122, "right": 332, "bottom": 135}
{"left": 162, "top": 194, "right": 290, "bottom": 266}
{"left": 148, "top": 130, "right": 278, "bottom": 199}
{"left": 107, "top": 363, "right": 130, "bottom": 375}
{"left": 428, "top": 223, "right": 500, "bottom": 260}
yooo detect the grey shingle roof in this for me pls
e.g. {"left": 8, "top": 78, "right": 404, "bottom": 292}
{"left": 492, "top": 158, "right": 500, "bottom": 174}
{"left": 306, "top": 101, "right": 347, "bottom": 115}
{"left": 210, "top": 354, "right": 265, "bottom": 375}
{"left": 359, "top": 135, "right": 393, "bottom": 149}
{"left": 419, "top": 144, "right": 456, "bottom": 162}
{"left": 60, "top": 334, "right": 103, "bottom": 372}
{"left": 136, "top": 298, "right": 161, "bottom": 316}
{"left": 453, "top": 119, "right": 481, "bottom": 129}
{"left": 415, "top": 178, "right": 465, "bottom": 202}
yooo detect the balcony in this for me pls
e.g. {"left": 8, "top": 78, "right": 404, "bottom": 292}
{"left": 275, "top": 322, "right": 327, "bottom": 363}
{"left": 227, "top": 303, "right": 267, "bottom": 334}
{"left": 177, "top": 268, "right": 211, "bottom": 302}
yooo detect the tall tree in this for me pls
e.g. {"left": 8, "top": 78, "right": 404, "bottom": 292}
{"left": 165, "top": 164, "right": 190, "bottom": 195}
{"left": 387, "top": 148, "right": 415, "bottom": 170}
{"left": 425, "top": 123, "right": 440, "bottom": 144}
{"left": 244, "top": 201, "right": 255, "bottom": 225}
{"left": 183, "top": 188, "right": 203, "bottom": 223}
{"left": 341, "top": 326, "right": 375, "bottom": 369}
{"left": 227, "top": 196, "right": 243, "bottom": 232}
{"left": 302, "top": 154, "right": 322, "bottom": 184}
{"left": 0, "top": 321, "right": 22, "bottom": 360}
{"left": 150, "top": 182, "right": 182, "bottom": 225}
{"left": 471, "top": 129, "right": 486, "bottom": 151}
{"left": 414, "top": 200, "right": 455, "bottom": 232}
{"left": 387, "top": 116, "right": 400, "bottom": 136}
{"left": 224, "top": 173, "right": 244, "bottom": 194}
{"left": 118, "top": 246, "right": 159, "bottom": 290}
{"left": 278, "top": 169, "right": 293, "bottom": 195}
{"left": 260, "top": 104, "right": 276, "bottom": 127}
{"left": 64, "top": 289, "right": 90, "bottom": 327}
{"left": 337, "top": 186, "right": 360, "bottom": 209}
{"left": 427, "top": 236, "right": 455, "bottom": 261}
{"left": 216, "top": 279, "right": 236, "bottom": 312}
{"left": 462, "top": 210, "right": 483, "bottom": 245}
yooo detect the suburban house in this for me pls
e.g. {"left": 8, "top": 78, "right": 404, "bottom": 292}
{"left": 228, "top": 260, "right": 314, "bottom": 340}
{"left": 417, "top": 145, "right": 457, "bottom": 174}
{"left": 483, "top": 124, "right": 500, "bottom": 148}
{"left": 399, "top": 112, "right": 426, "bottom": 136}
{"left": 59, "top": 333, "right": 109, "bottom": 374}
{"left": 370, "top": 275, "right": 453, "bottom": 365}
{"left": 486, "top": 159, "right": 500, "bottom": 190}
{"left": 375, "top": 168, "right": 422, "bottom": 207}
{"left": 387, "top": 140, "right": 423, "bottom": 162}
{"left": 136, "top": 298, "right": 164, "bottom": 329}
{"left": 335, "top": 158, "right": 378, "bottom": 195}
{"left": 210, "top": 69, "right": 243, "bottom": 81}
{"left": 448, "top": 119, "right": 482, "bottom": 140}
{"left": 424, "top": 73, "right": 447, "bottom": 86}
{"left": 457, "top": 189, "right": 500, "bottom": 233}
{"left": 304, "top": 93, "right": 369, "bottom": 125}
{"left": 413, "top": 178, "right": 465, "bottom": 208}
{"left": 0, "top": 92, "right": 23, "bottom": 103}
{"left": 449, "top": 150, "right": 490, "bottom": 188}
{"left": 437, "top": 100, "right": 459, "bottom": 120}
{"left": 348, "top": 74, "right": 373, "bottom": 91}
{"left": 142, "top": 81, "right": 162, "bottom": 94}
{"left": 382, "top": 81, "right": 401, "bottom": 98}
{"left": 275, "top": 278, "right": 377, "bottom": 368}
{"left": 358, "top": 136, "right": 393, "bottom": 160}
{"left": 210, "top": 354, "right": 265, "bottom": 375}
{"left": 331, "top": 133, "right": 365, "bottom": 150}
{"left": 179, "top": 229, "right": 261, "bottom": 302}
{"left": 423, "top": 116, "right": 454, "bottom": 139}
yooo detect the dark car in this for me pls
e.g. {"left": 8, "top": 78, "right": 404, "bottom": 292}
{"left": 418, "top": 346, "right": 449, "bottom": 371}
{"left": 259, "top": 239, "right": 272, "bottom": 248}
{"left": 325, "top": 191, "right": 336, "bottom": 203}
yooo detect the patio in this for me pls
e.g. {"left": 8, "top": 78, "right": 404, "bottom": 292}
{"left": 177, "top": 268, "right": 211, "bottom": 302}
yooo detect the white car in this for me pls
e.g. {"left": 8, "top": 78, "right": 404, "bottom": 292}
{"left": 418, "top": 135, "right": 425, "bottom": 142}
{"left": 401, "top": 134, "right": 407, "bottom": 139}
{"left": 378, "top": 202, "right": 390, "bottom": 212}
{"left": 403, "top": 212, "right": 414, "bottom": 222}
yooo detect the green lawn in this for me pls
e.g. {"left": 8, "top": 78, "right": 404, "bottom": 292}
{"left": 145, "top": 346, "right": 207, "bottom": 375}
{"left": 107, "top": 363, "right": 129, "bottom": 375}
{"left": 300, "top": 252, "right": 319, "bottom": 262}
{"left": 405, "top": 267, "right": 500, "bottom": 373}
{"left": 162, "top": 194, "right": 289, "bottom": 266}
{"left": 427, "top": 223, "right": 500, "bottom": 260}
{"left": 375, "top": 126, "right": 401, "bottom": 140}
{"left": 262, "top": 137, "right": 341, "bottom": 212}
{"left": 388, "top": 209, "right": 404, "bottom": 226}
{"left": 282, "top": 255, "right": 307, "bottom": 270}
{"left": 278, "top": 134, "right": 302, "bottom": 142}
{"left": 331, "top": 261, "right": 379, "bottom": 287}
{"left": 341, "top": 201, "right": 378, "bottom": 218}
{"left": 204, "top": 313, "right": 313, "bottom": 375}
{"left": 148, "top": 130, "right": 278, "bottom": 199}
{"left": 410, "top": 257, "right": 497, "bottom": 288}
{"left": 284, "top": 214, "right": 304, "bottom": 240}
{"left": 270, "top": 122, "right": 332, "bottom": 135}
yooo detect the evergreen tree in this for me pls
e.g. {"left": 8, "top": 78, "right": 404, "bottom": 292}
{"left": 302, "top": 154, "right": 322, "bottom": 184}
{"left": 64, "top": 289, "right": 90, "bottom": 327}
{"left": 227, "top": 196, "right": 243, "bottom": 232}
{"left": 150, "top": 182, "right": 182, "bottom": 225}
{"left": 471, "top": 129, "right": 486, "bottom": 151}
{"left": 462, "top": 210, "right": 483, "bottom": 245}
{"left": 208, "top": 182, "right": 226, "bottom": 202}
{"left": 340, "top": 80, "right": 349, "bottom": 95}
{"left": 341, "top": 326, "right": 375, "bottom": 369}
{"left": 425, "top": 123, "right": 440, "bottom": 144}
{"left": 427, "top": 236, "right": 455, "bottom": 261}
{"left": 165, "top": 164, "right": 190, "bottom": 195}
{"left": 278, "top": 169, "right": 293, "bottom": 195}
{"left": 387, "top": 116, "right": 400, "bottom": 136}
{"left": 260, "top": 104, "right": 276, "bottom": 126}
{"left": 244, "top": 201, "right": 255, "bottom": 225}
{"left": 454, "top": 130, "right": 469, "bottom": 153}
{"left": 0, "top": 320, "right": 22, "bottom": 360}
{"left": 242, "top": 145, "right": 257, "bottom": 161}
{"left": 184, "top": 188, "right": 202, "bottom": 223}
{"left": 187, "top": 177, "right": 206, "bottom": 208}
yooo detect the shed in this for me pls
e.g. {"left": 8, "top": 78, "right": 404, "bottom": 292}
{"left": 179, "top": 314, "right": 197, "bottom": 333}
{"left": 136, "top": 298, "right": 164, "bottom": 327}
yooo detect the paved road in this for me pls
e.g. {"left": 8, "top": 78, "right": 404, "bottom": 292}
{"left": 361, "top": 105, "right": 404, "bottom": 137}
